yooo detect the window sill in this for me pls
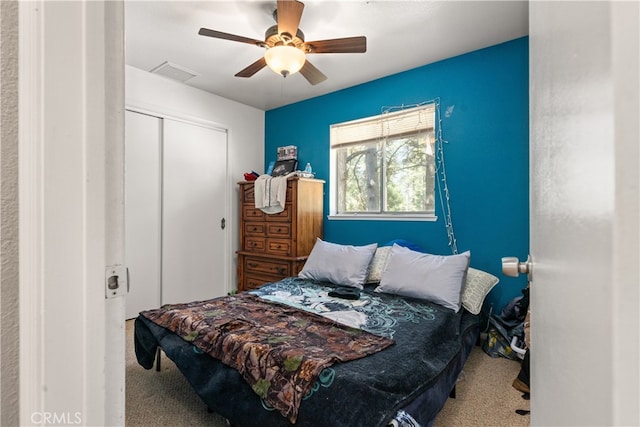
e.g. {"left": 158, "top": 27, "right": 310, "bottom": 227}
{"left": 328, "top": 214, "right": 437, "bottom": 222}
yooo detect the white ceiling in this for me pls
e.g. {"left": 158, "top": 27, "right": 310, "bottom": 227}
{"left": 125, "top": 1, "right": 529, "bottom": 111}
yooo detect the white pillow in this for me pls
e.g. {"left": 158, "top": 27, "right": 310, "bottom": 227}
{"left": 365, "top": 246, "right": 392, "bottom": 283}
{"left": 299, "top": 239, "right": 378, "bottom": 289}
{"left": 461, "top": 267, "right": 499, "bottom": 315}
{"left": 375, "top": 244, "right": 470, "bottom": 312}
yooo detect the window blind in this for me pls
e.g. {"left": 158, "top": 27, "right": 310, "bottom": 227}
{"left": 330, "top": 104, "right": 435, "bottom": 147}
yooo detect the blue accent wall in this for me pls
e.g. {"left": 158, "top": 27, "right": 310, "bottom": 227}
{"left": 265, "top": 37, "right": 529, "bottom": 313}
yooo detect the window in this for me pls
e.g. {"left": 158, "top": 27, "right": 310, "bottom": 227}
{"left": 329, "top": 104, "right": 436, "bottom": 220}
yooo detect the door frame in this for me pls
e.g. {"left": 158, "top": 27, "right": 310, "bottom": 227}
{"left": 19, "top": 1, "right": 125, "bottom": 424}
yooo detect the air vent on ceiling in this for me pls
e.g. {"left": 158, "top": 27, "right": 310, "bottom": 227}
{"left": 149, "top": 61, "right": 199, "bottom": 83}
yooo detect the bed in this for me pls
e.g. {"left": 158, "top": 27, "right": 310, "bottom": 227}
{"left": 134, "top": 240, "right": 499, "bottom": 427}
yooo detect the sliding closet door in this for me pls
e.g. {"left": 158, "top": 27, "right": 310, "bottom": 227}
{"left": 124, "top": 110, "right": 162, "bottom": 319}
{"left": 162, "top": 118, "right": 227, "bottom": 304}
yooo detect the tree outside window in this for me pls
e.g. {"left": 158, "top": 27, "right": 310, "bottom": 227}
{"left": 330, "top": 104, "right": 436, "bottom": 218}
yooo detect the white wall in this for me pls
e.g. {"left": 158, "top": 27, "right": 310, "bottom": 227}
{"left": 125, "top": 65, "right": 265, "bottom": 289}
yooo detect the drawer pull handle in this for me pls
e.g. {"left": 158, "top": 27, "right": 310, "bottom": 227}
{"left": 277, "top": 267, "right": 287, "bottom": 274}
{"left": 252, "top": 227, "right": 258, "bottom": 231}
{"left": 248, "top": 262, "right": 258, "bottom": 268}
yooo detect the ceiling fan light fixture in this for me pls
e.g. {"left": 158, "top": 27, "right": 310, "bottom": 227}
{"left": 264, "top": 45, "right": 306, "bottom": 78}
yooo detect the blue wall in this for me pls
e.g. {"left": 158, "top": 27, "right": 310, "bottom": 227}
{"left": 265, "top": 37, "right": 529, "bottom": 313}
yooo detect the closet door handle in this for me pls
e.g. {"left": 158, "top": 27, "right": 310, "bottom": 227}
{"left": 221, "top": 218, "right": 226, "bottom": 229}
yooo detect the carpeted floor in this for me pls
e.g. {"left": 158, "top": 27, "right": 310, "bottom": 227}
{"left": 126, "top": 320, "right": 530, "bottom": 426}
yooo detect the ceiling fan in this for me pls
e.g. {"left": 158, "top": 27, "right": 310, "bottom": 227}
{"left": 198, "top": 0, "right": 367, "bottom": 85}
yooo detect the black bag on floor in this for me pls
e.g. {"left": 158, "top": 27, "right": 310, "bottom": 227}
{"left": 482, "top": 288, "right": 529, "bottom": 360}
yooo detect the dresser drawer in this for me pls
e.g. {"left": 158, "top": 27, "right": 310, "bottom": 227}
{"left": 244, "top": 204, "right": 290, "bottom": 222}
{"left": 244, "top": 237, "right": 265, "bottom": 252}
{"left": 242, "top": 185, "right": 255, "bottom": 203}
{"left": 242, "top": 273, "right": 284, "bottom": 291}
{"left": 265, "top": 204, "right": 292, "bottom": 222}
{"left": 243, "top": 205, "right": 265, "bottom": 221}
{"left": 242, "top": 182, "right": 293, "bottom": 204}
{"left": 237, "top": 255, "right": 309, "bottom": 291}
{"left": 244, "top": 222, "right": 266, "bottom": 236}
{"left": 265, "top": 238, "right": 292, "bottom": 256}
{"left": 244, "top": 257, "right": 291, "bottom": 277}
{"left": 266, "top": 223, "right": 291, "bottom": 238}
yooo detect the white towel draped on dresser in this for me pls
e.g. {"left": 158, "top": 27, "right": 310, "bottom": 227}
{"left": 254, "top": 174, "right": 290, "bottom": 214}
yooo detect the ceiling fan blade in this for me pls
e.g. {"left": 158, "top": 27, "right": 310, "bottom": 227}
{"left": 198, "top": 28, "right": 265, "bottom": 47}
{"left": 235, "top": 57, "right": 267, "bottom": 78}
{"left": 299, "top": 60, "right": 327, "bottom": 85}
{"left": 303, "top": 36, "right": 367, "bottom": 54}
{"left": 277, "top": 0, "right": 304, "bottom": 39}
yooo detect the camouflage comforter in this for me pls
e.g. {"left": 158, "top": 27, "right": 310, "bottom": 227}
{"left": 139, "top": 291, "right": 394, "bottom": 423}
{"left": 135, "top": 277, "right": 480, "bottom": 426}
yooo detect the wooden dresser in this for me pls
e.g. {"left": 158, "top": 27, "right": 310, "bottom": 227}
{"left": 237, "top": 177, "right": 324, "bottom": 291}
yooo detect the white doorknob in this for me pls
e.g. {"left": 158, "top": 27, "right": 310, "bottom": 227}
{"left": 502, "top": 255, "right": 532, "bottom": 281}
